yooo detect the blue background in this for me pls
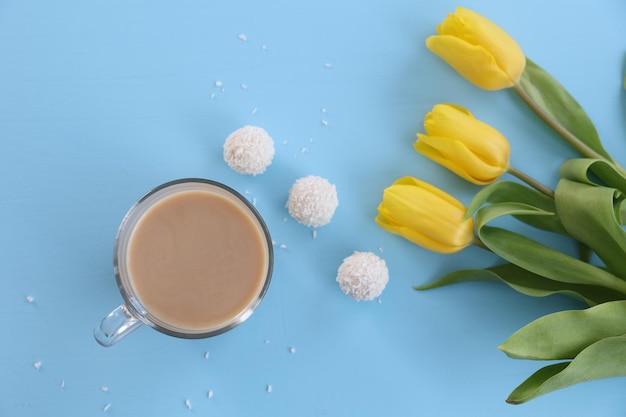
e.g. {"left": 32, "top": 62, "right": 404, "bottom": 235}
{"left": 2, "top": 0, "right": 626, "bottom": 416}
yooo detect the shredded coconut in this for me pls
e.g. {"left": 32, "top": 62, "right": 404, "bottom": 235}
{"left": 207, "top": 390, "right": 214, "bottom": 399}
{"left": 185, "top": 399, "right": 192, "bottom": 410}
{"left": 33, "top": 361, "right": 42, "bottom": 370}
{"left": 266, "top": 384, "right": 273, "bottom": 393}
{"left": 289, "top": 346, "right": 296, "bottom": 354}
{"left": 103, "top": 403, "right": 111, "bottom": 412}
{"left": 223, "top": 126, "right": 275, "bottom": 176}
{"left": 25, "top": 295, "right": 34, "bottom": 303}
{"left": 286, "top": 176, "right": 338, "bottom": 227}
{"left": 336, "top": 251, "right": 389, "bottom": 301}
{"left": 204, "top": 351, "right": 210, "bottom": 359}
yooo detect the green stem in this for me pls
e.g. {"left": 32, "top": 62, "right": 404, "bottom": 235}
{"left": 472, "top": 235, "right": 490, "bottom": 252}
{"left": 507, "top": 165, "right": 555, "bottom": 199}
{"left": 512, "top": 83, "right": 608, "bottom": 161}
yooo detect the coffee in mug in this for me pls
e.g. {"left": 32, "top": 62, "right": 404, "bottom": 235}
{"left": 94, "top": 178, "right": 273, "bottom": 346}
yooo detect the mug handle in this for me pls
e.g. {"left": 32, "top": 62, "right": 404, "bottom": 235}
{"left": 94, "top": 304, "right": 143, "bottom": 347}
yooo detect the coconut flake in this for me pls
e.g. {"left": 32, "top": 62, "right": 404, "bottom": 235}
{"left": 103, "top": 403, "right": 111, "bottom": 412}
{"left": 336, "top": 251, "right": 389, "bottom": 301}
{"left": 33, "top": 361, "right": 42, "bottom": 370}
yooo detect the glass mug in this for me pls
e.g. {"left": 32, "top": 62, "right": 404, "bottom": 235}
{"left": 94, "top": 178, "right": 273, "bottom": 347}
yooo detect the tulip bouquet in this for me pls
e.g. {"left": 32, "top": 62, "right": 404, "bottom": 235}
{"left": 376, "top": 7, "right": 626, "bottom": 404}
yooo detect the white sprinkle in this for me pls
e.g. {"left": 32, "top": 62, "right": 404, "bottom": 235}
{"left": 312, "top": 230, "right": 317, "bottom": 239}
{"left": 103, "top": 403, "right": 111, "bottom": 412}
{"left": 185, "top": 399, "right": 192, "bottom": 410}
{"left": 324, "top": 63, "right": 332, "bottom": 68}
{"left": 281, "top": 140, "right": 288, "bottom": 145}
{"left": 289, "top": 346, "right": 296, "bottom": 354}
{"left": 215, "top": 80, "right": 223, "bottom": 88}
{"left": 240, "top": 84, "right": 248, "bottom": 90}
{"left": 101, "top": 386, "right": 109, "bottom": 392}
{"left": 251, "top": 107, "right": 258, "bottom": 114}
{"left": 33, "top": 361, "right": 42, "bottom": 370}
{"left": 266, "top": 384, "right": 273, "bottom": 393}
{"left": 204, "top": 351, "right": 210, "bottom": 359}
{"left": 321, "top": 107, "right": 327, "bottom": 113}
{"left": 238, "top": 33, "right": 247, "bottom": 41}
{"left": 321, "top": 119, "right": 328, "bottom": 126}
{"left": 378, "top": 298, "right": 382, "bottom": 304}
{"left": 378, "top": 246, "right": 384, "bottom": 253}
{"left": 279, "top": 244, "right": 287, "bottom": 249}
{"left": 309, "top": 137, "right": 315, "bottom": 143}
{"left": 25, "top": 295, "right": 34, "bottom": 303}
{"left": 300, "top": 147, "right": 308, "bottom": 154}
{"left": 60, "top": 380, "right": 65, "bottom": 388}
{"left": 207, "top": 390, "right": 214, "bottom": 399}
{"left": 210, "top": 93, "right": 216, "bottom": 99}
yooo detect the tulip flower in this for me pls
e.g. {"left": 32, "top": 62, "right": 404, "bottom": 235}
{"left": 415, "top": 104, "right": 510, "bottom": 185}
{"left": 426, "top": 7, "right": 526, "bottom": 91}
{"left": 376, "top": 176, "right": 476, "bottom": 254}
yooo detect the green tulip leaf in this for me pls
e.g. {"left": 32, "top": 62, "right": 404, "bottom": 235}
{"left": 516, "top": 58, "right": 611, "bottom": 161}
{"left": 555, "top": 178, "right": 626, "bottom": 278}
{"left": 466, "top": 181, "right": 566, "bottom": 234}
{"left": 500, "top": 300, "right": 626, "bottom": 360}
{"left": 415, "top": 263, "right": 622, "bottom": 306}
{"left": 476, "top": 226, "right": 626, "bottom": 296}
{"left": 560, "top": 158, "right": 626, "bottom": 193}
{"left": 506, "top": 335, "right": 626, "bottom": 404}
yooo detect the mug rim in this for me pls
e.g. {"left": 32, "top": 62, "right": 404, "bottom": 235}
{"left": 112, "top": 178, "right": 274, "bottom": 339}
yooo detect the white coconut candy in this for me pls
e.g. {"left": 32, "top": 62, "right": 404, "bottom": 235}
{"left": 223, "top": 126, "right": 275, "bottom": 176}
{"left": 336, "top": 251, "right": 389, "bottom": 301}
{"left": 286, "top": 175, "right": 338, "bottom": 227}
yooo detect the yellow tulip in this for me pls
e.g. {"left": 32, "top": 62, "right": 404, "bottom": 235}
{"left": 376, "top": 176, "right": 475, "bottom": 254}
{"left": 415, "top": 104, "right": 510, "bottom": 185}
{"left": 426, "top": 7, "right": 526, "bottom": 91}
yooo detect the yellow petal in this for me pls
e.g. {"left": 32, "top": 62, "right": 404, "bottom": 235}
{"left": 376, "top": 214, "right": 465, "bottom": 254}
{"left": 451, "top": 7, "right": 525, "bottom": 83}
{"left": 422, "top": 104, "right": 510, "bottom": 166}
{"left": 415, "top": 136, "right": 505, "bottom": 185}
{"left": 426, "top": 35, "right": 515, "bottom": 91}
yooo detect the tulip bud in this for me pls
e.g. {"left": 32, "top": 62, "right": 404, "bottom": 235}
{"left": 376, "top": 177, "right": 475, "bottom": 254}
{"left": 415, "top": 104, "right": 510, "bottom": 185}
{"left": 426, "top": 7, "right": 526, "bottom": 91}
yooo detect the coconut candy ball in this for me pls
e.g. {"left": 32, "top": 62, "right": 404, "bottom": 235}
{"left": 336, "top": 251, "right": 389, "bottom": 301}
{"left": 223, "top": 125, "right": 275, "bottom": 175}
{"left": 286, "top": 175, "right": 338, "bottom": 227}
